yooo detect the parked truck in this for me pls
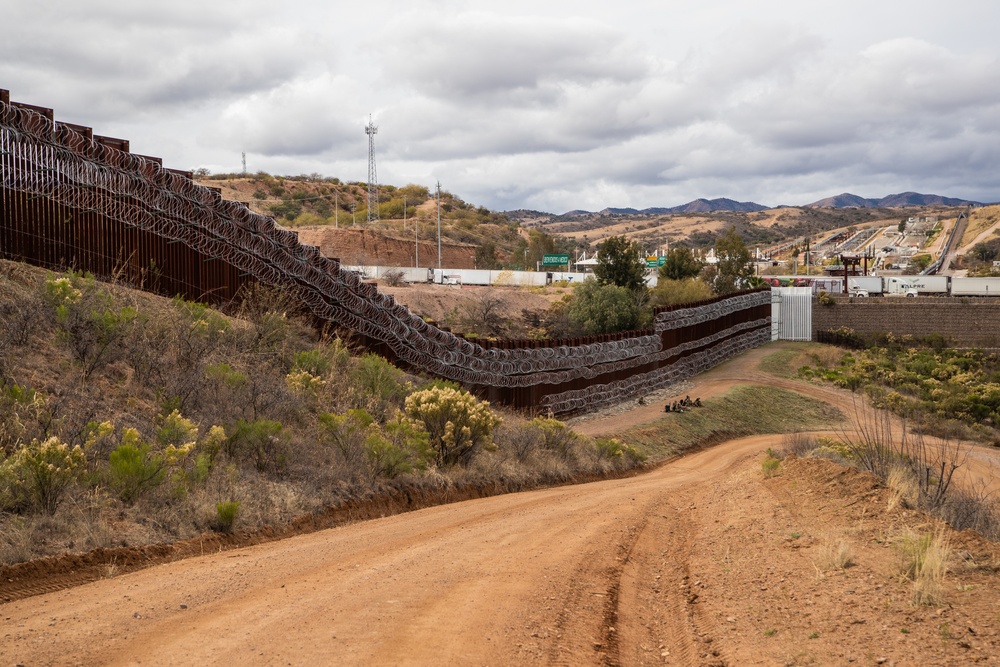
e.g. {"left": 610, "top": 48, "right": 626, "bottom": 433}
{"left": 847, "top": 276, "right": 884, "bottom": 296}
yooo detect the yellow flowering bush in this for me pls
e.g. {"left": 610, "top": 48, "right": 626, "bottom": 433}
{"left": 404, "top": 386, "right": 500, "bottom": 466}
{"left": 2, "top": 437, "right": 85, "bottom": 514}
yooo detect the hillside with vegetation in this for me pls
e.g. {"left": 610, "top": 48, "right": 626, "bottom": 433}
{"left": 0, "top": 260, "right": 653, "bottom": 566}
{"left": 195, "top": 172, "right": 579, "bottom": 270}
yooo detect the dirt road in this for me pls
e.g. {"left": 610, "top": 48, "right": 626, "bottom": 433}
{"left": 1, "top": 434, "right": 773, "bottom": 666}
{"left": 3, "top": 344, "right": 999, "bottom": 666}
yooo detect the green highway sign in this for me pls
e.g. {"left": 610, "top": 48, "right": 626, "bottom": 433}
{"left": 542, "top": 254, "right": 570, "bottom": 265}
{"left": 646, "top": 256, "right": 666, "bottom": 267}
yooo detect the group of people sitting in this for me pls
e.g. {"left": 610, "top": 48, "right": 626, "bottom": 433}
{"left": 664, "top": 395, "right": 701, "bottom": 413}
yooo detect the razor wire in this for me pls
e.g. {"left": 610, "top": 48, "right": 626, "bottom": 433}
{"left": 655, "top": 291, "right": 772, "bottom": 331}
{"left": 2, "top": 99, "right": 772, "bottom": 409}
{"left": 539, "top": 328, "right": 772, "bottom": 414}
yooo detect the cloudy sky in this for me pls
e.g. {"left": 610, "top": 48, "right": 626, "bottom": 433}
{"left": 2, "top": 0, "right": 998, "bottom": 212}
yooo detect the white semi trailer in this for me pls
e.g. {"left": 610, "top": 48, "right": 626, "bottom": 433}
{"left": 884, "top": 276, "right": 949, "bottom": 296}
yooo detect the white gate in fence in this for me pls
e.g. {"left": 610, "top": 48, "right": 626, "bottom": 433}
{"left": 771, "top": 287, "right": 813, "bottom": 341}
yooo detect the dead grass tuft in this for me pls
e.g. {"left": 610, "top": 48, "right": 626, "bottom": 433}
{"left": 817, "top": 535, "right": 855, "bottom": 571}
{"left": 895, "top": 528, "right": 951, "bottom": 605}
{"left": 886, "top": 463, "right": 919, "bottom": 512}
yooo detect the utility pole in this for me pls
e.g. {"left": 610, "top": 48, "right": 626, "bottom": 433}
{"left": 241, "top": 152, "right": 247, "bottom": 176}
{"left": 436, "top": 180, "right": 442, "bottom": 269}
{"left": 335, "top": 191, "right": 339, "bottom": 229}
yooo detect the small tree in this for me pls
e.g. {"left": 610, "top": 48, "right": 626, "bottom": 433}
{"left": 658, "top": 246, "right": 703, "bottom": 281}
{"left": 475, "top": 241, "right": 500, "bottom": 270}
{"left": 594, "top": 236, "right": 647, "bottom": 290}
{"left": 711, "top": 227, "right": 754, "bottom": 294}
{"left": 971, "top": 242, "right": 998, "bottom": 264}
{"left": 566, "top": 279, "right": 643, "bottom": 335}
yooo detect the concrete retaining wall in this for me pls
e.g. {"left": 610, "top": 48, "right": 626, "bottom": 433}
{"left": 812, "top": 296, "right": 1000, "bottom": 348}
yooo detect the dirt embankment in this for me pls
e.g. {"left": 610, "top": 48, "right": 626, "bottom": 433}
{"left": 295, "top": 226, "right": 478, "bottom": 268}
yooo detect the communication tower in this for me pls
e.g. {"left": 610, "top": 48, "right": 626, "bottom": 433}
{"left": 365, "top": 115, "right": 379, "bottom": 224}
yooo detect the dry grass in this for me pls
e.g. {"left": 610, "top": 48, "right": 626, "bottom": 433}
{"left": 886, "top": 463, "right": 919, "bottom": 512}
{"left": 817, "top": 535, "right": 855, "bottom": 571}
{"left": 895, "top": 528, "right": 951, "bottom": 605}
{"left": 782, "top": 431, "right": 818, "bottom": 457}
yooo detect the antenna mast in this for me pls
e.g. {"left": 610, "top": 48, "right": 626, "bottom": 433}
{"left": 365, "top": 115, "right": 380, "bottom": 224}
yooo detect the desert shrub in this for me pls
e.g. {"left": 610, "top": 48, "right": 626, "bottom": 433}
{"left": 225, "top": 419, "right": 285, "bottom": 472}
{"left": 0, "top": 383, "right": 54, "bottom": 453}
{"left": 202, "top": 362, "right": 250, "bottom": 422}
{"left": 292, "top": 349, "right": 333, "bottom": 378}
{"left": 494, "top": 421, "right": 542, "bottom": 463}
{"left": 761, "top": 454, "right": 781, "bottom": 478}
{"left": 381, "top": 269, "right": 406, "bottom": 287}
{"left": 594, "top": 437, "right": 646, "bottom": 465}
{"left": 404, "top": 386, "right": 500, "bottom": 466}
{"left": 109, "top": 434, "right": 167, "bottom": 504}
{"left": 319, "top": 409, "right": 375, "bottom": 469}
{"left": 781, "top": 432, "right": 817, "bottom": 457}
{"left": 166, "top": 298, "right": 233, "bottom": 411}
{"left": 45, "top": 273, "right": 138, "bottom": 379}
{"left": 0, "top": 276, "right": 45, "bottom": 348}
{"left": 109, "top": 419, "right": 198, "bottom": 503}
{"left": 374, "top": 413, "right": 433, "bottom": 476}
{"left": 529, "top": 417, "right": 579, "bottom": 459}
{"left": 649, "top": 278, "right": 713, "bottom": 307}
{"left": 215, "top": 500, "right": 241, "bottom": 533}
{"left": 363, "top": 432, "right": 411, "bottom": 480}
{"left": 285, "top": 369, "right": 327, "bottom": 407}
{"left": 2, "top": 437, "right": 85, "bottom": 514}
{"left": 354, "top": 353, "right": 410, "bottom": 417}
{"left": 886, "top": 463, "right": 919, "bottom": 511}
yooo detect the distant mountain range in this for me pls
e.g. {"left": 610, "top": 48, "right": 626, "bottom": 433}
{"left": 804, "top": 192, "right": 983, "bottom": 208}
{"left": 550, "top": 192, "right": 984, "bottom": 216}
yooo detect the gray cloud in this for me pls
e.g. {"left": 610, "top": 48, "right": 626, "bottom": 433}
{"left": 2, "top": 1, "right": 998, "bottom": 210}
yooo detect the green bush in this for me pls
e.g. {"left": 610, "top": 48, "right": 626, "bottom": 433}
{"left": 566, "top": 279, "right": 644, "bottom": 335}
{"left": 529, "top": 417, "right": 579, "bottom": 459}
{"left": 215, "top": 500, "right": 241, "bottom": 533}
{"left": 225, "top": 419, "right": 285, "bottom": 472}
{"left": 109, "top": 432, "right": 167, "bottom": 504}
{"left": 319, "top": 408, "right": 375, "bottom": 467}
{"left": 761, "top": 455, "right": 781, "bottom": 478}
{"left": 45, "top": 273, "right": 138, "bottom": 379}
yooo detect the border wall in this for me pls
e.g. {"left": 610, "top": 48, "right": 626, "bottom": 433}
{"left": 0, "top": 89, "right": 771, "bottom": 414}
